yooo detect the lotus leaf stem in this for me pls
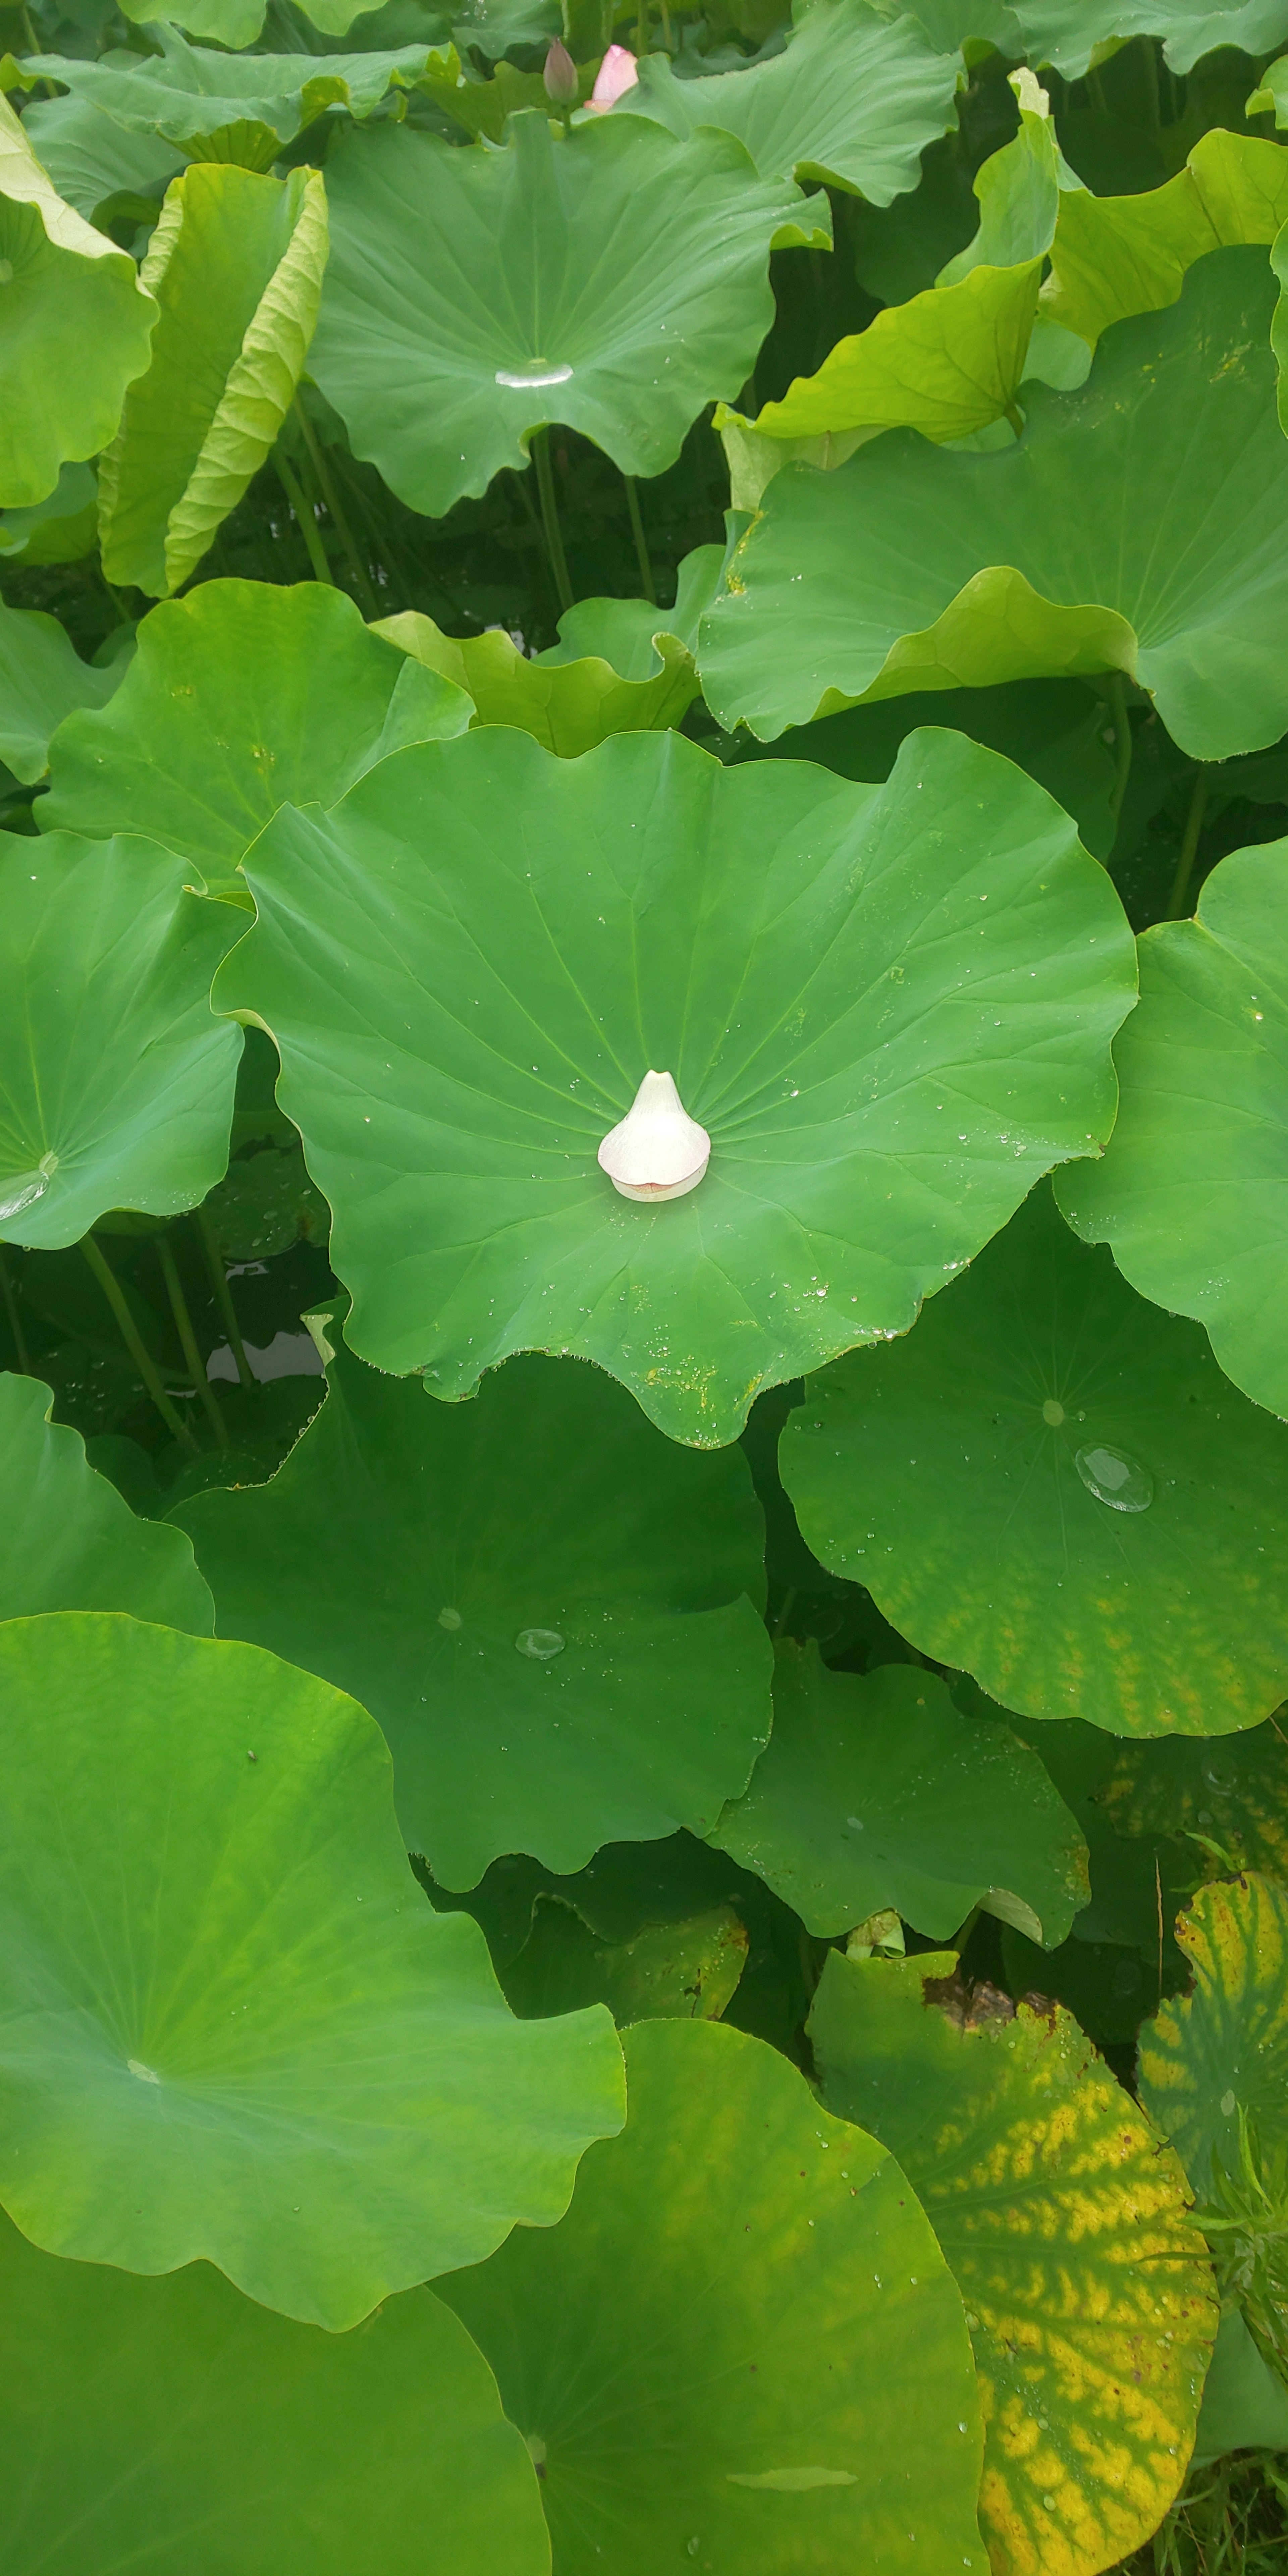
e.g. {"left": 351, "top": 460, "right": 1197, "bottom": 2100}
{"left": 274, "top": 450, "right": 335, "bottom": 588}
{"left": 81, "top": 1234, "right": 198, "bottom": 1454}
{"left": 623, "top": 474, "right": 656, "bottom": 605}
{"left": 292, "top": 396, "right": 381, "bottom": 620}
{"left": 1107, "top": 672, "right": 1133, "bottom": 825}
{"left": 0, "top": 1245, "right": 30, "bottom": 1375}
{"left": 157, "top": 1234, "right": 227, "bottom": 1448}
{"left": 1166, "top": 765, "right": 1210, "bottom": 919}
{"left": 532, "top": 426, "right": 574, "bottom": 614}
{"left": 193, "top": 1206, "right": 256, "bottom": 1391}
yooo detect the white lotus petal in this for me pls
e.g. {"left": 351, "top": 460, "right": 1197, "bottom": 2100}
{"left": 598, "top": 1069, "right": 710, "bottom": 1203}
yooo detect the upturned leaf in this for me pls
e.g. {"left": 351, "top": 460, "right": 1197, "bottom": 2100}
{"left": 1043, "top": 127, "right": 1288, "bottom": 352}
{"left": 781, "top": 1183, "right": 1288, "bottom": 1737}
{"left": 0, "top": 93, "right": 157, "bottom": 509}
{"left": 213, "top": 723, "right": 1134, "bottom": 1445}
{"left": 810, "top": 1948, "right": 1217, "bottom": 2576}
{"left": 0, "top": 1610, "right": 624, "bottom": 2328}
{"left": 440, "top": 2016, "right": 987, "bottom": 2576}
{"left": 1058, "top": 833, "right": 1288, "bottom": 1426}
{"left": 18, "top": 90, "right": 182, "bottom": 218}
{"left": 22, "top": 28, "right": 442, "bottom": 159}
{"left": 1013, "top": 0, "right": 1288, "bottom": 77}
{"left": 0, "top": 2210, "right": 552, "bottom": 2576}
{"left": 0, "top": 834, "right": 243, "bottom": 1249}
{"left": 699, "top": 247, "right": 1288, "bottom": 757}
{"left": 173, "top": 1337, "right": 773, "bottom": 1888}
{"left": 98, "top": 161, "right": 329, "bottom": 597}
{"left": 0, "top": 1372, "right": 211, "bottom": 1630}
{"left": 309, "top": 109, "right": 826, "bottom": 520}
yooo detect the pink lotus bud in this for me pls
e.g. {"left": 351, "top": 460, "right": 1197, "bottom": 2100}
{"left": 586, "top": 43, "right": 638, "bottom": 112}
{"left": 543, "top": 38, "right": 578, "bottom": 103}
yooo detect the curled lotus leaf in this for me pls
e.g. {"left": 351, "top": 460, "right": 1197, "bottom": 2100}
{"left": 1042, "top": 128, "right": 1288, "bottom": 353}
{"left": 780, "top": 1183, "right": 1288, "bottom": 1737}
{"left": 699, "top": 248, "right": 1288, "bottom": 759}
{"left": 1012, "top": 0, "right": 1288, "bottom": 78}
{"left": 212, "top": 721, "right": 1134, "bottom": 1445}
{"left": 440, "top": 2016, "right": 987, "bottom": 2576}
{"left": 0, "top": 1371, "right": 211, "bottom": 1632}
{"left": 0, "top": 594, "right": 127, "bottom": 786}
{"left": 17, "top": 92, "right": 182, "bottom": 219}
{"left": 20, "top": 27, "right": 443, "bottom": 156}
{"left": 1058, "top": 833, "right": 1288, "bottom": 1426}
{"left": 810, "top": 1947, "right": 1217, "bottom": 2576}
{"left": 115, "top": 0, "right": 407, "bottom": 48}
{"left": 0, "top": 1611, "right": 624, "bottom": 2329}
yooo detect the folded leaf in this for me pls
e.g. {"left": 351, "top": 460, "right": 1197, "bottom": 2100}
{"left": 1044, "top": 127, "right": 1288, "bottom": 350}
{"left": 22, "top": 28, "right": 442, "bottom": 157}
{"left": 1014, "top": 0, "right": 1288, "bottom": 77}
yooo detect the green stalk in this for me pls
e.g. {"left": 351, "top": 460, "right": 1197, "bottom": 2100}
{"left": 82, "top": 1234, "right": 198, "bottom": 1453}
{"left": 193, "top": 1206, "right": 256, "bottom": 1391}
{"left": 623, "top": 474, "right": 656, "bottom": 606}
{"left": 157, "top": 1234, "right": 227, "bottom": 1447}
{"left": 0, "top": 1245, "right": 31, "bottom": 1374}
{"left": 275, "top": 451, "right": 335, "bottom": 587}
{"left": 1166, "top": 765, "right": 1210, "bottom": 919}
{"left": 532, "top": 427, "right": 574, "bottom": 615}
{"left": 1106, "top": 672, "right": 1133, "bottom": 825}
{"left": 292, "top": 396, "right": 381, "bottom": 619}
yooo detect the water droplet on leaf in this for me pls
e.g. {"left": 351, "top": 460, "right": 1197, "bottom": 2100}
{"left": 1075, "top": 1443, "right": 1154, "bottom": 1512}
{"left": 516, "top": 1627, "right": 565, "bottom": 1660}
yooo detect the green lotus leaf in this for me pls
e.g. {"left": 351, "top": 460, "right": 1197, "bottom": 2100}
{"left": 440, "top": 2016, "right": 987, "bottom": 2576}
{"left": 0, "top": 2209, "right": 551, "bottom": 2576}
{"left": 1193, "top": 2303, "right": 1288, "bottom": 2459}
{"left": 1095, "top": 1720, "right": 1288, "bottom": 1883}
{"left": 610, "top": 0, "right": 960, "bottom": 196}
{"left": 0, "top": 93, "right": 157, "bottom": 510}
{"left": 1043, "top": 128, "right": 1288, "bottom": 352}
{"left": 201, "top": 1132, "right": 329, "bottom": 1259}
{"left": 19, "top": 89, "right": 183, "bottom": 217}
{"left": 1139, "top": 1875, "right": 1288, "bottom": 2198}
{"left": 0, "top": 833, "right": 244, "bottom": 1250}
{"left": 1057, "top": 835, "right": 1288, "bottom": 1426}
{"left": 0, "top": 597, "right": 126, "bottom": 784}
{"left": 173, "top": 1334, "right": 772, "bottom": 1887}
{"left": 1013, "top": 0, "right": 1288, "bottom": 77}
{"left": 23, "top": 28, "right": 443, "bottom": 157}
{"left": 501, "top": 1891, "right": 749, "bottom": 2022}
{"left": 0, "top": 1371, "right": 211, "bottom": 1631}
{"left": 213, "top": 721, "right": 1134, "bottom": 1445}
{"left": 116, "top": 0, "right": 410, "bottom": 46}
{"left": 699, "top": 248, "right": 1288, "bottom": 756}
{"left": 874, "top": 0, "right": 1021, "bottom": 50}
{"left": 309, "top": 109, "right": 825, "bottom": 521}
{"left": 0, "top": 461, "right": 97, "bottom": 565}
{"left": 809, "top": 1947, "right": 1217, "bottom": 2576}
{"left": 99, "top": 162, "right": 329, "bottom": 598}
{"left": 1249, "top": 53, "right": 1288, "bottom": 122}
{"left": 452, "top": 0, "right": 559, "bottom": 57}
{"left": 710, "top": 1638, "right": 1087, "bottom": 1942}
{"left": 780, "top": 1183, "right": 1288, "bottom": 1736}
{"left": 731, "top": 70, "right": 1075, "bottom": 454}
{"left": 0, "top": 1610, "right": 624, "bottom": 2328}
{"left": 420, "top": 49, "right": 598, "bottom": 140}
{"left": 43, "top": 578, "right": 471, "bottom": 892}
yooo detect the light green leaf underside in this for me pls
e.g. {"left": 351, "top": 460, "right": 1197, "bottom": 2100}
{"left": 612, "top": 0, "right": 961, "bottom": 196}
{"left": 173, "top": 1341, "right": 772, "bottom": 1890}
{"left": 0, "top": 2212, "right": 551, "bottom": 2576}
{"left": 0, "top": 93, "right": 157, "bottom": 509}
{"left": 501, "top": 1892, "right": 749, "bottom": 2023}
{"left": 781, "top": 1184, "right": 1288, "bottom": 1737}
{"left": 0, "top": 833, "right": 243, "bottom": 1249}
{"left": 1057, "top": 834, "right": 1288, "bottom": 1427}
{"left": 1043, "top": 128, "right": 1288, "bottom": 351}
{"left": 699, "top": 249, "right": 1288, "bottom": 757}
{"left": 0, "top": 1372, "right": 211, "bottom": 1632}
{"left": 1013, "top": 0, "right": 1288, "bottom": 78}
{"left": 310, "top": 109, "right": 820, "bottom": 520}
{"left": 23, "top": 28, "right": 442, "bottom": 152}
{"left": 43, "top": 578, "right": 471, "bottom": 886}
{"left": 710, "top": 1639, "right": 1087, "bottom": 1942}
{"left": 810, "top": 1949, "right": 1217, "bottom": 2576}
{"left": 0, "top": 1611, "right": 624, "bottom": 2329}
{"left": 213, "top": 722, "right": 1134, "bottom": 1446}
{"left": 99, "top": 161, "right": 328, "bottom": 598}
{"left": 1139, "top": 1875, "right": 1288, "bottom": 2198}
{"left": 0, "top": 596, "right": 125, "bottom": 784}
{"left": 440, "top": 2017, "right": 987, "bottom": 2576}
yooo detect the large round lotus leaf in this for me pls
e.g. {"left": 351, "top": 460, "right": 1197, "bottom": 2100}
{"left": 440, "top": 2016, "right": 987, "bottom": 2576}
{"left": 173, "top": 1335, "right": 773, "bottom": 1890}
{"left": 0, "top": 2211, "right": 550, "bottom": 2576}
{"left": 612, "top": 0, "right": 960, "bottom": 196}
{"left": 1058, "top": 836, "right": 1288, "bottom": 1426}
{"left": 1139, "top": 1875, "right": 1288, "bottom": 2197}
{"left": 309, "top": 110, "right": 824, "bottom": 521}
{"left": 0, "top": 595, "right": 126, "bottom": 785}
{"left": 1096, "top": 1721, "right": 1288, "bottom": 1883}
{"left": 809, "top": 1948, "right": 1217, "bottom": 2576}
{"left": 0, "top": 94, "right": 157, "bottom": 510}
{"left": 0, "top": 1372, "right": 211, "bottom": 1631}
{"left": 213, "top": 722, "right": 1135, "bottom": 1445}
{"left": 24, "top": 28, "right": 441, "bottom": 154}
{"left": 1013, "top": 0, "right": 1288, "bottom": 77}
{"left": 710, "top": 1640, "right": 1087, "bottom": 1943}
{"left": 0, "top": 833, "right": 244, "bottom": 1250}
{"left": 43, "top": 580, "right": 471, "bottom": 894}
{"left": 781, "top": 1183, "right": 1288, "bottom": 1736}
{"left": 0, "top": 1611, "right": 624, "bottom": 2328}
{"left": 699, "top": 249, "right": 1288, "bottom": 758}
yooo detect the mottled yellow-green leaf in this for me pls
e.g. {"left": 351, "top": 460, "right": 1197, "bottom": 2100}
{"left": 810, "top": 1949, "right": 1217, "bottom": 2576}
{"left": 1139, "top": 1875, "right": 1288, "bottom": 2197}
{"left": 1043, "top": 128, "right": 1288, "bottom": 350}
{"left": 1096, "top": 1725, "right": 1288, "bottom": 1886}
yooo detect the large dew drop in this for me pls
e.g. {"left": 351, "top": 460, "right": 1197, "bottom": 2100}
{"left": 597, "top": 1070, "right": 710, "bottom": 1203}
{"left": 1075, "top": 1442, "right": 1154, "bottom": 1513}
{"left": 0, "top": 1149, "right": 58, "bottom": 1225}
